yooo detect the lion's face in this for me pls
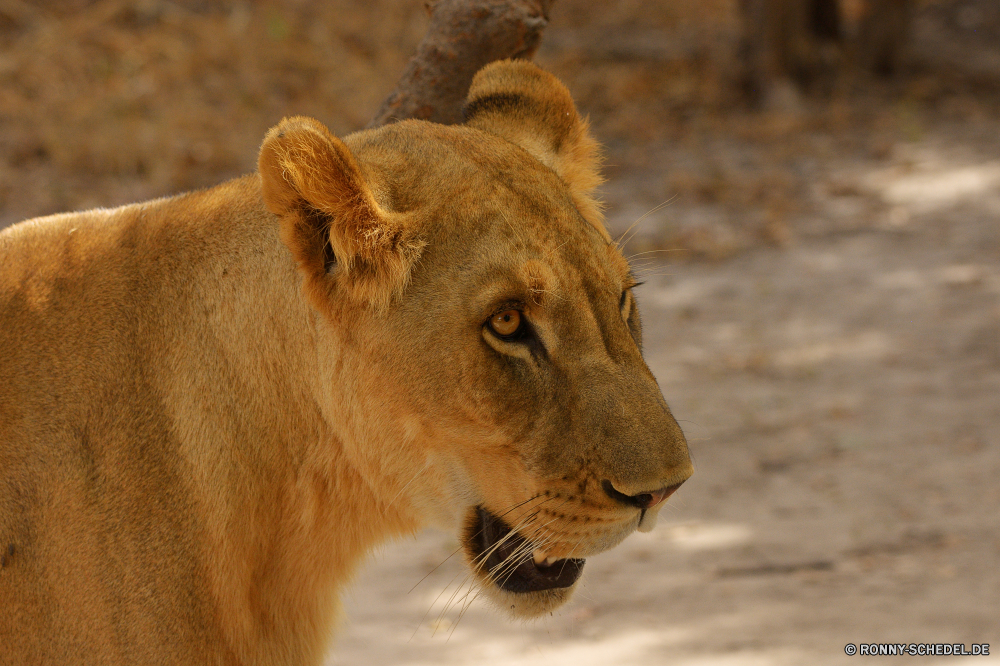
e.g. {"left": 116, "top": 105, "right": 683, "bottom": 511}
{"left": 381, "top": 142, "right": 691, "bottom": 617}
{"left": 259, "top": 61, "right": 692, "bottom": 619}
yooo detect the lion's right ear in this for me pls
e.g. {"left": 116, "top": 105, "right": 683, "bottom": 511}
{"left": 463, "top": 60, "right": 606, "bottom": 239}
{"left": 258, "top": 116, "right": 424, "bottom": 313}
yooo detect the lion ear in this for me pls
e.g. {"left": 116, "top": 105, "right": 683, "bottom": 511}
{"left": 463, "top": 60, "right": 605, "bottom": 235}
{"left": 259, "top": 116, "right": 424, "bottom": 313}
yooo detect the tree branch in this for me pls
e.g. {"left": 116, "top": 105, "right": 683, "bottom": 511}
{"left": 368, "top": 0, "right": 555, "bottom": 128}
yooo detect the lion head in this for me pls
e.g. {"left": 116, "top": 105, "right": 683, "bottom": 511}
{"left": 258, "top": 60, "right": 692, "bottom": 619}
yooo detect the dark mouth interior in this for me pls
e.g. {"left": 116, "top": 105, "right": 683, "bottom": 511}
{"left": 466, "top": 506, "right": 585, "bottom": 593}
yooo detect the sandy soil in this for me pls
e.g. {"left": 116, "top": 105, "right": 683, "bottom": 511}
{"left": 2, "top": 1, "right": 997, "bottom": 664}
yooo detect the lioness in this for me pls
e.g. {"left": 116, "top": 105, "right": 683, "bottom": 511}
{"left": 0, "top": 61, "right": 692, "bottom": 665}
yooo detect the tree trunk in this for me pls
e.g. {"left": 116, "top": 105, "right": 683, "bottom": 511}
{"left": 739, "top": 0, "right": 842, "bottom": 105}
{"left": 857, "top": 0, "right": 914, "bottom": 77}
{"left": 368, "top": 0, "right": 555, "bottom": 128}
{"left": 739, "top": 0, "right": 914, "bottom": 105}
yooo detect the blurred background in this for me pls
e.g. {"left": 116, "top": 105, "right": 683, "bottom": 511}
{"left": 1, "top": 1, "right": 997, "bottom": 664}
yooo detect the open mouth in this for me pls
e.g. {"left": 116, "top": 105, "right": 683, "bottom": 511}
{"left": 466, "top": 506, "right": 585, "bottom": 593}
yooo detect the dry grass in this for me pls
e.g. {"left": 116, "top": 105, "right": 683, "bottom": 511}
{"left": 0, "top": 0, "right": 427, "bottom": 220}
{"left": 2, "top": 0, "right": 999, "bottom": 261}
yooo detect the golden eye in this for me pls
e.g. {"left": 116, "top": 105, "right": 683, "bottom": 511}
{"left": 490, "top": 310, "right": 521, "bottom": 337}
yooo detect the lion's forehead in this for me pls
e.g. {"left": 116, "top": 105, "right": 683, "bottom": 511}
{"left": 460, "top": 238, "right": 628, "bottom": 313}
{"left": 349, "top": 122, "right": 588, "bottom": 218}
{"left": 526, "top": 236, "right": 632, "bottom": 304}
{"left": 348, "top": 121, "right": 632, "bottom": 301}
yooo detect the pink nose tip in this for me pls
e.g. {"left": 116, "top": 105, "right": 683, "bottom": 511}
{"left": 642, "top": 482, "right": 684, "bottom": 509}
{"left": 602, "top": 479, "right": 685, "bottom": 510}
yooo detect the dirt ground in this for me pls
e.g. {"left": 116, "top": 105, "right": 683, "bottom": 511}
{"left": 1, "top": 1, "right": 997, "bottom": 664}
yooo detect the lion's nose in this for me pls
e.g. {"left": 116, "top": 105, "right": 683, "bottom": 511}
{"left": 601, "top": 479, "right": 684, "bottom": 510}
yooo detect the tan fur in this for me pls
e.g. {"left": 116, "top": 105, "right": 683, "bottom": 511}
{"left": 0, "top": 61, "right": 691, "bottom": 665}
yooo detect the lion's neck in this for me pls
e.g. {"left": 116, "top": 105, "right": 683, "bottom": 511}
{"left": 149, "top": 177, "right": 419, "bottom": 664}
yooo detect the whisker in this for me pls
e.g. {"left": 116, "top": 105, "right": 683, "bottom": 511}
{"left": 486, "top": 499, "right": 576, "bottom": 589}
{"left": 433, "top": 569, "right": 478, "bottom": 634}
{"left": 471, "top": 508, "right": 543, "bottom": 570}
{"left": 492, "top": 535, "right": 555, "bottom": 589}
{"left": 418, "top": 494, "right": 587, "bottom": 630}
{"left": 450, "top": 583, "right": 487, "bottom": 637}
{"left": 475, "top": 499, "right": 575, "bottom": 588}
{"left": 488, "top": 536, "right": 539, "bottom": 580}
{"left": 407, "top": 544, "right": 464, "bottom": 595}
{"left": 626, "top": 248, "right": 689, "bottom": 260}
{"left": 614, "top": 196, "right": 678, "bottom": 249}
{"left": 556, "top": 532, "right": 589, "bottom": 578}
{"left": 411, "top": 562, "right": 472, "bottom": 641}
{"left": 408, "top": 495, "right": 548, "bottom": 596}
{"left": 382, "top": 460, "right": 430, "bottom": 518}
{"left": 412, "top": 498, "right": 552, "bottom": 637}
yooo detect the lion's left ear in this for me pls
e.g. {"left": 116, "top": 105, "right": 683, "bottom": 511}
{"left": 259, "top": 116, "right": 424, "bottom": 314}
{"left": 463, "top": 60, "right": 606, "bottom": 236}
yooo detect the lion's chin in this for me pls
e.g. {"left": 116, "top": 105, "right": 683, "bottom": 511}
{"left": 462, "top": 506, "right": 585, "bottom": 619}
